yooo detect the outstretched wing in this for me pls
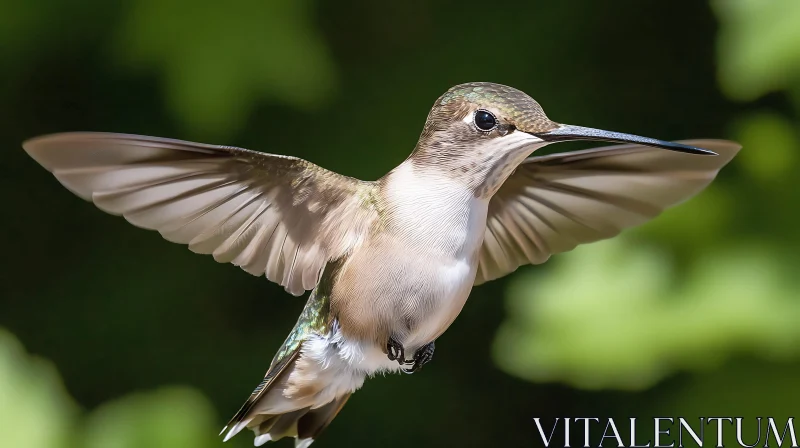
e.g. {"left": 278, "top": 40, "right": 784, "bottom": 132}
{"left": 475, "top": 139, "right": 740, "bottom": 285}
{"left": 24, "top": 132, "right": 377, "bottom": 295}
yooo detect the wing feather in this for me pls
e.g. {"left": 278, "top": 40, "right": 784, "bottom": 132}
{"left": 475, "top": 139, "right": 740, "bottom": 285}
{"left": 24, "top": 132, "right": 377, "bottom": 295}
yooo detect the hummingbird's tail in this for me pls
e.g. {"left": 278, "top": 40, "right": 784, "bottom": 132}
{"left": 220, "top": 342, "right": 355, "bottom": 447}
{"left": 221, "top": 289, "right": 362, "bottom": 447}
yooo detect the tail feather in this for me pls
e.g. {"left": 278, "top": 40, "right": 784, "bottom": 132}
{"left": 253, "top": 408, "right": 308, "bottom": 446}
{"left": 221, "top": 342, "right": 354, "bottom": 447}
{"left": 223, "top": 279, "right": 353, "bottom": 446}
{"left": 250, "top": 394, "right": 351, "bottom": 447}
{"left": 297, "top": 394, "right": 351, "bottom": 441}
{"left": 221, "top": 347, "right": 301, "bottom": 442}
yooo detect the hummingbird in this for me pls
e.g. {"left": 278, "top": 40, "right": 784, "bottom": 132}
{"left": 23, "top": 82, "right": 739, "bottom": 447}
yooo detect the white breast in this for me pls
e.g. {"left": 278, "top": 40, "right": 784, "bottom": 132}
{"left": 381, "top": 163, "right": 489, "bottom": 349}
{"left": 382, "top": 163, "right": 488, "bottom": 254}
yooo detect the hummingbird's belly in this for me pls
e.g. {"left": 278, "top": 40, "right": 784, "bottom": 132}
{"left": 332, "top": 239, "right": 481, "bottom": 358}
{"left": 329, "top": 252, "right": 478, "bottom": 375}
{"left": 401, "top": 255, "right": 477, "bottom": 348}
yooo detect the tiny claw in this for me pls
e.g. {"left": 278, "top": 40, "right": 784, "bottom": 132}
{"left": 403, "top": 341, "right": 435, "bottom": 374}
{"left": 386, "top": 337, "right": 405, "bottom": 365}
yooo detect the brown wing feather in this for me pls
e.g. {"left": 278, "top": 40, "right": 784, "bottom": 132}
{"left": 23, "top": 132, "right": 377, "bottom": 295}
{"left": 475, "top": 139, "right": 741, "bottom": 285}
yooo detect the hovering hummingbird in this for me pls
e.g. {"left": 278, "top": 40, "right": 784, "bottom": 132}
{"left": 23, "top": 82, "right": 739, "bottom": 447}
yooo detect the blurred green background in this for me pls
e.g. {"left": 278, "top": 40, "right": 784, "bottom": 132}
{"left": 2, "top": 0, "right": 800, "bottom": 447}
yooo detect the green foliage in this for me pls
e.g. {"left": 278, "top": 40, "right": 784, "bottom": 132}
{"left": 714, "top": 0, "right": 800, "bottom": 101}
{"left": 494, "top": 239, "right": 800, "bottom": 390}
{"left": 0, "top": 329, "right": 231, "bottom": 448}
{"left": 82, "top": 388, "right": 219, "bottom": 448}
{"left": 733, "top": 112, "right": 799, "bottom": 185}
{"left": 0, "top": 329, "right": 77, "bottom": 448}
{"left": 114, "top": 0, "right": 337, "bottom": 138}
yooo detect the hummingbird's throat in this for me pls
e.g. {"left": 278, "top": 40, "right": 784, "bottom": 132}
{"left": 472, "top": 136, "right": 549, "bottom": 199}
{"left": 409, "top": 131, "right": 547, "bottom": 198}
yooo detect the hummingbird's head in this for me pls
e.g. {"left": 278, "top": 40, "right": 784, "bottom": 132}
{"left": 415, "top": 82, "right": 555, "bottom": 150}
{"left": 410, "top": 82, "right": 716, "bottom": 198}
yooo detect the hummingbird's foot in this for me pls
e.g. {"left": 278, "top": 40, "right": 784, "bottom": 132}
{"left": 402, "top": 340, "right": 435, "bottom": 374}
{"left": 386, "top": 337, "right": 406, "bottom": 365}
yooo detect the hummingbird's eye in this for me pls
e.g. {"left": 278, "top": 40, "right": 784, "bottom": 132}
{"left": 474, "top": 110, "right": 497, "bottom": 131}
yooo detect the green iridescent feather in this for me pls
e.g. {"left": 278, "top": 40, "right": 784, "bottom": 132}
{"left": 223, "top": 264, "right": 336, "bottom": 429}
{"left": 438, "top": 82, "right": 556, "bottom": 133}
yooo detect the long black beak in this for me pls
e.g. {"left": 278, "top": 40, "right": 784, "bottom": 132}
{"left": 533, "top": 124, "right": 717, "bottom": 156}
